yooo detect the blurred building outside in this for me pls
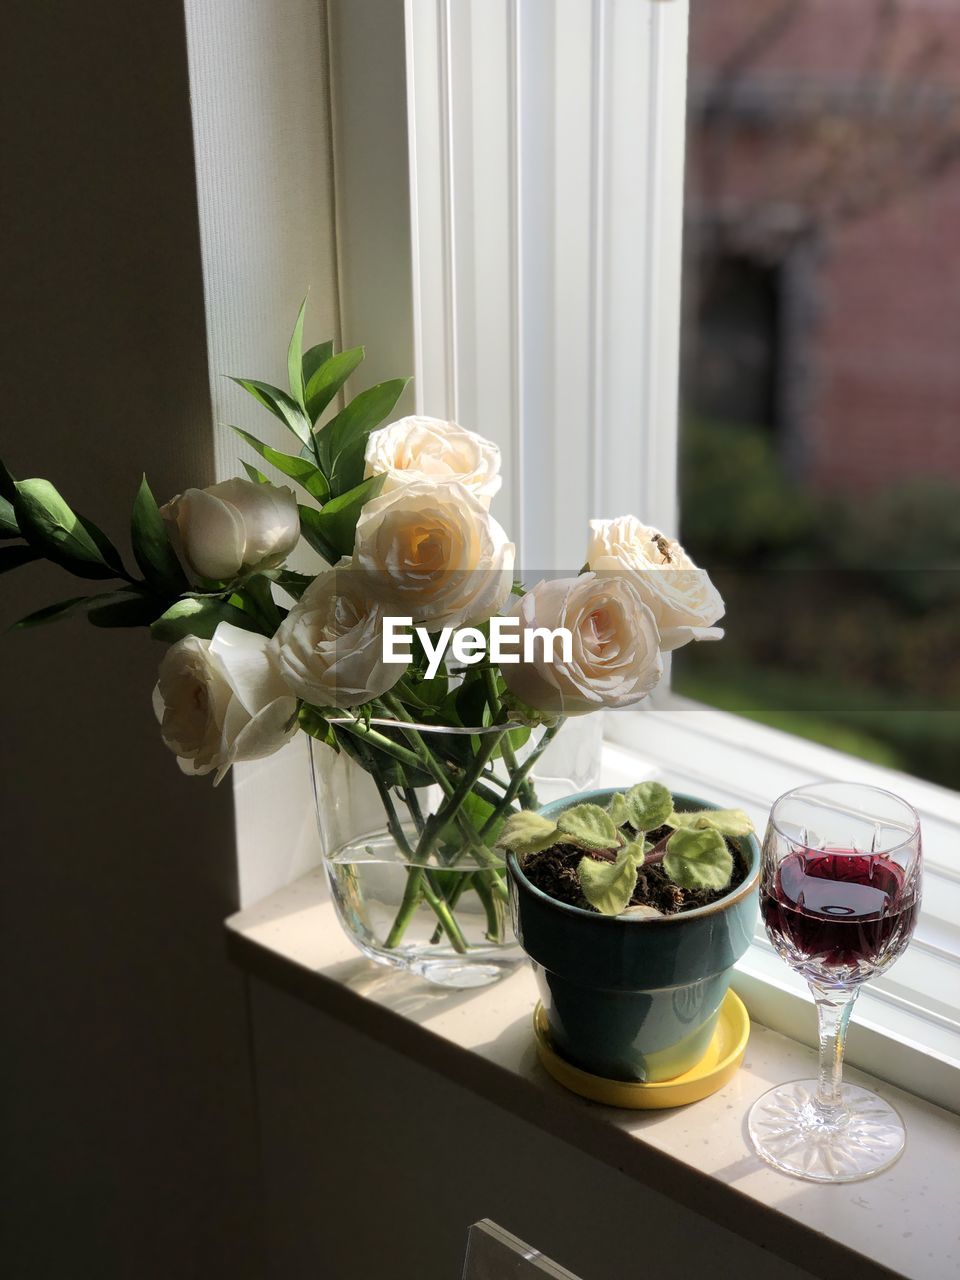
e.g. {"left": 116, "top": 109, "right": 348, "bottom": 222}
{"left": 676, "top": 0, "right": 960, "bottom": 788}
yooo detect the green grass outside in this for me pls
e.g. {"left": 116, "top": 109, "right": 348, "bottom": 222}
{"left": 674, "top": 663, "right": 960, "bottom": 788}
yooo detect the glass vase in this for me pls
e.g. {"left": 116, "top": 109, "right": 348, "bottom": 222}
{"left": 308, "top": 716, "right": 599, "bottom": 988}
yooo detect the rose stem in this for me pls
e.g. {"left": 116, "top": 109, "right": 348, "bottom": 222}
{"left": 373, "top": 773, "right": 468, "bottom": 953}
{"left": 640, "top": 831, "right": 671, "bottom": 866}
{"left": 480, "top": 668, "right": 537, "bottom": 809}
{"left": 380, "top": 719, "right": 510, "bottom": 948}
{"left": 478, "top": 720, "right": 564, "bottom": 839}
{"left": 378, "top": 695, "right": 510, "bottom": 893}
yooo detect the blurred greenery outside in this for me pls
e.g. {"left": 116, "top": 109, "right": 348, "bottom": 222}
{"left": 674, "top": 417, "right": 960, "bottom": 789}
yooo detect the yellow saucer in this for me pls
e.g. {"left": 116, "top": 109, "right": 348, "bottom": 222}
{"left": 533, "top": 988, "right": 750, "bottom": 1109}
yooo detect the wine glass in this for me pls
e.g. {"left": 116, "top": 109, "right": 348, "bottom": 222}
{"left": 748, "top": 782, "right": 922, "bottom": 1182}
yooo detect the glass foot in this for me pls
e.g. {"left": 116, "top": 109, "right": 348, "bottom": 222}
{"left": 748, "top": 1079, "right": 905, "bottom": 1183}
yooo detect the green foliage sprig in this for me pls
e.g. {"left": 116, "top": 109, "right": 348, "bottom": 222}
{"left": 0, "top": 299, "right": 409, "bottom": 635}
{"left": 498, "top": 783, "right": 755, "bottom": 915}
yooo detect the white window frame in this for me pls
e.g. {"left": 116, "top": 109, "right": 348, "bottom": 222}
{"left": 395, "top": 0, "right": 960, "bottom": 1112}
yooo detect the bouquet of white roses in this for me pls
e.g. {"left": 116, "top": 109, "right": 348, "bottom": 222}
{"left": 1, "top": 302, "right": 724, "bottom": 969}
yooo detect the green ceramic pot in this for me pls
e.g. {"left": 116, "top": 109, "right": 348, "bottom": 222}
{"left": 507, "top": 788, "right": 760, "bottom": 1082}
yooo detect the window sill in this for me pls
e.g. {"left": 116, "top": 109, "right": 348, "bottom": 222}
{"left": 227, "top": 869, "right": 959, "bottom": 1280}
{"left": 602, "top": 701, "right": 960, "bottom": 1115}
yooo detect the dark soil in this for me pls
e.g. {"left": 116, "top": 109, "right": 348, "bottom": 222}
{"left": 522, "top": 824, "right": 749, "bottom": 915}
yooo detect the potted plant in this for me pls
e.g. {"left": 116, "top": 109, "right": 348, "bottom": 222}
{"left": 501, "top": 783, "right": 760, "bottom": 1082}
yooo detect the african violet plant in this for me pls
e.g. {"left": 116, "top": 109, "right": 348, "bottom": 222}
{"left": 499, "top": 781, "right": 755, "bottom": 916}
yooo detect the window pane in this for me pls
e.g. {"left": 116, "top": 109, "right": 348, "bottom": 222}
{"left": 677, "top": 0, "right": 960, "bottom": 788}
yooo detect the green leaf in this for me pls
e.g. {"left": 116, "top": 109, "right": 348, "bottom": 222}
{"left": 241, "top": 462, "right": 270, "bottom": 485}
{"left": 297, "top": 506, "right": 339, "bottom": 565}
{"left": 235, "top": 573, "right": 283, "bottom": 632}
{"left": 667, "top": 808, "right": 755, "bottom": 838}
{"left": 131, "top": 475, "right": 187, "bottom": 593}
{"left": 12, "top": 596, "right": 91, "bottom": 628}
{"left": 77, "top": 514, "right": 126, "bottom": 576}
{"left": 0, "top": 458, "right": 16, "bottom": 502}
{"left": 662, "top": 828, "right": 734, "bottom": 892}
{"left": 557, "top": 803, "right": 619, "bottom": 851}
{"left": 0, "top": 544, "right": 42, "bottom": 574}
{"left": 287, "top": 297, "right": 308, "bottom": 409}
{"left": 12, "top": 480, "right": 122, "bottom": 579}
{"left": 0, "top": 495, "right": 20, "bottom": 538}
{"left": 230, "top": 378, "right": 312, "bottom": 448}
{"left": 624, "top": 781, "right": 674, "bottom": 832}
{"left": 578, "top": 841, "right": 646, "bottom": 915}
{"left": 150, "top": 596, "right": 255, "bottom": 642}
{"left": 304, "top": 346, "right": 364, "bottom": 423}
{"left": 276, "top": 569, "right": 314, "bottom": 601}
{"left": 318, "top": 378, "right": 409, "bottom": 496}
{"left": 495, "top": 811, "right": 560, "bottom": 856}
{"left": 302, "top": 341, "right": 334, "bottom": 388}
{"left": 608, "top": 792, "right": 629, "bottom": 826}
{"left": 87, "top": 589, "right": 162, "bottom": 629}
{"left": 230, "top": 426, "right": 330, "bottom": 501}
{"left": 298, "top": 704, "right": 340, "bottom": 751}
{"left": 309, "top": 473, "right": 385, "bottom": 560}
{"left": 438, "top": 789, "right": 502, "bottom": 852}
{"left": 394, "top": 673, "right": 448, "bottom": 712}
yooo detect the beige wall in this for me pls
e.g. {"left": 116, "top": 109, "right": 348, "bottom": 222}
{"left": 0, "top": 4, "right": 262, "bottom": 1275}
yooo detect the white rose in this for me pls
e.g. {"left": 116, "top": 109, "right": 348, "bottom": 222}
{"left": 161, "top": 478, "right": 299, "bottom": 582}
{"left": 364, "top": 416, "right": 501, "bottom": 507}
{"left": 352, "top": 480, "right": 514, "bottom": 630}
{"left": 501, "top": 573, "right": 663, "bottom": 717}
{"left": 153, "top": 622, "right": 297, "bottom": 783}
{"left": 587, "top": 516, "right": 724, "bottom": 651}
{"left": 276, "top": 560, "right": 406, "bottom": 709}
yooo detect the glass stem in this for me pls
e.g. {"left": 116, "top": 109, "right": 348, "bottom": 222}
{"left": 810, "top": 984, "right": 860, "bottom": 1119}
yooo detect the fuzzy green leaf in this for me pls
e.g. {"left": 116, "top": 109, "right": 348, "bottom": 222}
{"left": 667, "top": 808, "right": 755, "bottom": 838}
{"left": 150, "top": 596, "right": 254, "bottom": 642}
{"left": 131, "top": 475, "right": 187, "bottom": 593}
{"left": 287, "top": 297, "right": 308, "bottom": 409}
{"left": 624, "top": 781, "right": 673, "bottom": 832}
{"left": 662, "top": 827, "right": 733, "bottom": 892}
{"left": 13, "top": 479, "right": 121, "bottom": 579}
{"left": 304, "top": 346, "right": 364, "bottom": 423}
{"left": 230, "top": 378, "right": 312, "bottom": 448}
{"left": 11, "top": 596, "right": 91, "bottom": 628}
{"left": 318, "top": 378, "right": 409, "bottom": 496}
{"left": 230, "top": 426, "right": 330, "bottom": 501}
{"left": 495, "top": 811, "right": 560, "bottom": 856}
{"left": 578, "top": 841, "right": 645, "bottom": 915}
{"left": 608, "top": 792, "right": 629, "bottom": 826}
{"left": 0, "top": 495, "right": 20, "bottom": 538}
{"left": 557, "top": 803, "right": 619, "bottom": 851}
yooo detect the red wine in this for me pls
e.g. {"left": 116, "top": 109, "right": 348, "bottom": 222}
{"left": 761, "top": 850, "right": 919, "bottom": 985}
